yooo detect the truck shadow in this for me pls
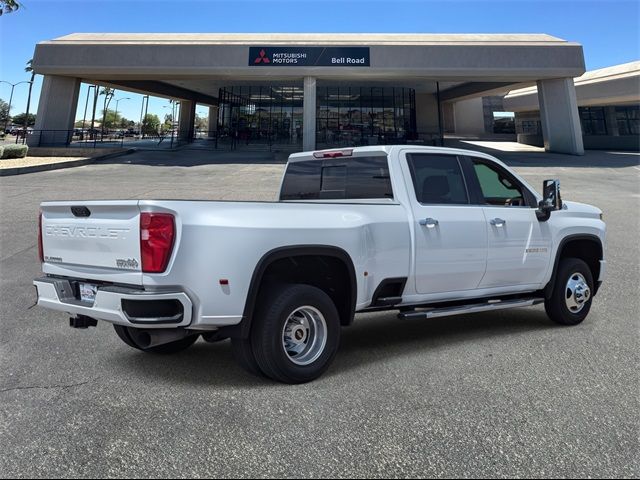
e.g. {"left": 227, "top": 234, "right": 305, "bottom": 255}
{"left": 328, "top": 307, "right": 557, "bottom": 378}
{"left": 109, "top": 307, "right": 559, "bottom": 387}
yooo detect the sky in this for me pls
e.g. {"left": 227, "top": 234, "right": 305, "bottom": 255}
{"left": 0, "top": 0, "right": 638, "bottom": 124}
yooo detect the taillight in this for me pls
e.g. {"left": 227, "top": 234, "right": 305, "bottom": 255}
{"left": 38, "top": 211, "right": 44, "bottom": 262}
{"left": 140, "top": 212, "right": 175, "bottom": 273}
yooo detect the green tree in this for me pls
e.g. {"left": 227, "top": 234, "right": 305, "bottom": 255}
{"left": 142, "top": 113, "right": 160, "bottom": 135}
{"left": 101, "top": 109, "right": 124, "bottom": 130}
{"left": 0, "top": 0, "right": 20, "bottom": 15}
{"left": 163, "top": 113, "right": 173, "bottom": 132}
{"left": 0, "top": 98, "right": 9, "bottom": 126}
{"left": 99, "top": 87, "right": 115, "bottom": 134}
{"left": 23, "top": 59, "right": 36, "bottom": 130}
{"left": 195, "top": 113, "right": 208, "bottom": 131}
{"left": 11, "top": 112, "right": 36, "bottom": 127}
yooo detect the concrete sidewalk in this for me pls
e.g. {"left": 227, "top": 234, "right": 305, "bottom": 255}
{"left": 2, "top": 142, "right": 638, "bottom": 177}
{"left": 445, "top": 139, "right": 640, "bottom": 168}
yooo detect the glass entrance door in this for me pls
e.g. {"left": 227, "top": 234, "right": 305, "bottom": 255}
{"left": 217, "top": 86, "right": 304, "bottom": 149}
{"left": 315, "top": 86, "right": 416, "bottom": 149}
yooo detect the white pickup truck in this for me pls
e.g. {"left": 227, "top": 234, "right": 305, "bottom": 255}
{"left": 34, "top": 146, "right": 606, "bottom": 383}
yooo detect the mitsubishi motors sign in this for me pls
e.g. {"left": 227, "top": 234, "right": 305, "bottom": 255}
{"left": 249, "top": 47, "right": 370, "bottom": 67}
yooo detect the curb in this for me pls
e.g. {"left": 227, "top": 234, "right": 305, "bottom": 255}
{"left": 0, "top": 148, "right": 137, "bottom": 176}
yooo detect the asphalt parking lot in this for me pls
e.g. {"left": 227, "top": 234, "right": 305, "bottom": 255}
{"left": 1, "top": 147, "right": 638, "bottom": 478}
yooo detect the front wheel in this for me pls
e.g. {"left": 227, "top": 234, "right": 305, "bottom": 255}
{"left": 545, "top": 257, "right": 594, "bottom": 326}
{"left": 249, "top": 284, "right": 341, "bottom": 384}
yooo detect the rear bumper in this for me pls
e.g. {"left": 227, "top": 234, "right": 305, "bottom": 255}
{"left": 33, "top": 276, "right": 193, "bottom": 329}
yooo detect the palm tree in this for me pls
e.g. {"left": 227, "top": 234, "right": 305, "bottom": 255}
{"left": 23, "top": 59, "right": 35, "bottom": 136}
{"left": 99, "top": 87, "right": 115, "bottom": 137}
{"left": 0, "top": 0, "right": 21, "bottom": 16}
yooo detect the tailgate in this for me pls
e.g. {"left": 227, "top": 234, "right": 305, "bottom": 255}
{"left": 41, "top": 201, "right": 143, "bottom": 285}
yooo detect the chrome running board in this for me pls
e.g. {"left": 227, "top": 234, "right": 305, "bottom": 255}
{"left": 398, "top": 298, "right": 544, "bottom": 320}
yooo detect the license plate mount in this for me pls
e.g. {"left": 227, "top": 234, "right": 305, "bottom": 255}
{"left": 79, "top": 282, "right": 98, "bottom": 303}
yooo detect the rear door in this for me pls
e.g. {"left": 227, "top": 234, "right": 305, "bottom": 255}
{"left": 465, "top": 157, "right": 551, "bottom": 288}
{"left": 402, "top": 152, "right": 488, "bottom": 294}
{"left": 41, "top": 201, "right": 143, "bottom": 285}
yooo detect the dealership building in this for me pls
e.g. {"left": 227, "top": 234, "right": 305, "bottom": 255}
{"left": 30, "top": 33, "right": 589, "bottom": 154}
{"left": 504, "top": 61, "right": 639, "bottom": 151}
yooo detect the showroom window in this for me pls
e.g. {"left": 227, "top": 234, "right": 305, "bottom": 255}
{"left": 615, "top": 106, "right": 639, "bottom": 136}
{"left": 315, "top": 86, "right": 416, "bottom": 148}
{"left": 579, "top": 107, "right": 608, "bottom": 135}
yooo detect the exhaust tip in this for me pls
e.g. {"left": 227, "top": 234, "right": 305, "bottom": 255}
{"left": 135, "top": 332, "right": 152, "bottom": 349}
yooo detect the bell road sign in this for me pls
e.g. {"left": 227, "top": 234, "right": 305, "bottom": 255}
{"left": 249, "top": 47, "right": 370, "bottom": 67}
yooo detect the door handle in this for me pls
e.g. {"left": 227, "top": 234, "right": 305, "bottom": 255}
{"left": 490, "top": 218, "right": 506, "bottom": 227}
{"left": 419, "top": 218, "right": 439, "bottom": 228}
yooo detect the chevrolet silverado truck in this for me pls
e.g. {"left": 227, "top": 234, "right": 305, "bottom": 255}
{"left": 34, "top": 146, "right": 606, "bottom": 383}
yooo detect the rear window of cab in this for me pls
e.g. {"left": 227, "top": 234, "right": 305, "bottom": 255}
{"left": 279, "top": 156, "right": 393, "bottom": 200}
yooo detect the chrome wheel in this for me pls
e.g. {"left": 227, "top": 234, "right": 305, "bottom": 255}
{"left": 282, "top": 306, "right": 327, "bottom": 366}
{"left": 565, "top": 272, "right": 591, "bottom": 313}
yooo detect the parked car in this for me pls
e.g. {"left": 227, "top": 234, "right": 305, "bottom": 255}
{"left": 33, "top": 146, "right": 606, "bottom": 383}
{"left": 15, "top": 128, "right": 33, "bottom": 138}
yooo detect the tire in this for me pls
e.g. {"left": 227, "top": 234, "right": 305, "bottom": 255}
{"left": 231, "top": 337, "right": 264, "bottom": 377}
{"left": 249, "top": 284, "right": 341, "bottom": 384}
{"left": 113, "top": 325, "right": 199, "bottom": 354}
{"left": 544, "top": 257, "right": 594, "bottom": 326}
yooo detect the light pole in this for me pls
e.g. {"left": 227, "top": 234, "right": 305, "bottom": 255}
{"left": 1, "top": 80, "right": 32, "bottom": 133}
{"left": 197, "top": 109, "right": 208, "bottom": 138}
{"left": 163, "top": 101, "right": 177, "bottom": 147}
{"left": 114, "top": 97, "right": 130, "bottom": 146}
{"left": 113, "top": 97, "right": 130, "bottom": 131}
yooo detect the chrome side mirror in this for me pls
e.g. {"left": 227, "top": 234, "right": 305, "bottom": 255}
{"left": 537, "top": 179, "right": 562, "bottom": 221}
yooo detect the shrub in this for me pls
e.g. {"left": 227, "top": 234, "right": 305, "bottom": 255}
{"left": 1, "top": 144, "right": 28, "bottom": 159}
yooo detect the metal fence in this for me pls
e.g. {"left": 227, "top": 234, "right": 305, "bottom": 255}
{"left": 3, "top": 128, "right": 444, "bottom": 152}
{"left": 7, "top": 129, "right": 188, "bottom": 150}
{"left": 206, "top": 130, "right": 444, "bottom": 152}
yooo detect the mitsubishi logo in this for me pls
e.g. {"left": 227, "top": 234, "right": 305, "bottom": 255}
{"left": 254, "top": 49, "right": 270, "bottom": 64}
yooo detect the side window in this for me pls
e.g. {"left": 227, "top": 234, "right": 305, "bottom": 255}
{"left": 280, "top": 156, "right": 393, "bottom": 200}
{"left": 406, "top": 154, "right": 468, "bottom": 205}
{"left": 473, "top": 161, "right": 525, "bottom": 207}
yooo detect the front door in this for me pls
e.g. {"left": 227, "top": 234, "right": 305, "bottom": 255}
{"left": 403, "top": 152, "right": 488, "bottom": 295}
{"left": 469, "top": 158, "right": 552, "bottom": 288}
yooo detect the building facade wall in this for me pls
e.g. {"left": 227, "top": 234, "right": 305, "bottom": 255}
{"left": 515, "top": 104, "right": 640, "bottom": 151}
{"left": 415, "top": 93, "right": 440, "bottom": 136}
{"left": 28, "top": 33, "right": 589, "bottom": 153}
{"left": 453, "top": 97, "right": 485, "bottom": 135}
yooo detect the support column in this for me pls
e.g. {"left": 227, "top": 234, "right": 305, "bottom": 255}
{"left": 208, "top": 105, "right": 218, "bottom": 138}
{"left": 29, "top": 75, "right": 81, "bottom": 146}
{"left": 178, "top": 100, "right": 196, "bottom": 142}
{"left": 303, "top": 77, "right": 316, "bottom": 151}
{"left": 537, "top": 78, "right": 584, "bottom": 155}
